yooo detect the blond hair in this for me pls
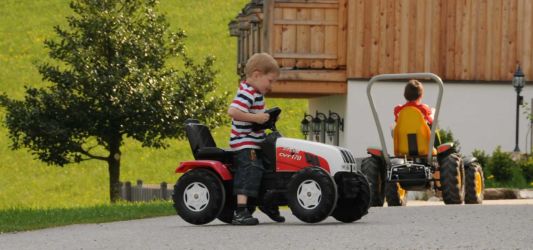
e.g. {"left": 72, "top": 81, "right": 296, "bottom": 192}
{"left": 244, "top": 53, "right": 280, "bottom": 78}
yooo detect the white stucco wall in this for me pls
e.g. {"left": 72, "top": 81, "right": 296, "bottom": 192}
{"left": 309, "top": 80, "right": 533, "bottom": 157}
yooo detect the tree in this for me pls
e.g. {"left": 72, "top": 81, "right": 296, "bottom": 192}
{"left": 0, "top": 0, "right": 228, "bottom": 202}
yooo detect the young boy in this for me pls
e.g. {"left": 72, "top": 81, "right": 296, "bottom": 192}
{"left": 394, "top": 79, "right": 434, "bottom": 125}
{"left": 228, "top": 53, "right": 284, "bottom": 225}
{"left": 394, "top": 79, "right": 441, "bottom": 147}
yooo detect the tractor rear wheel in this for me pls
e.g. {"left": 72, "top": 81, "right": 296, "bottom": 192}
{"left": 361, "top": 156, "right": 386, "bottom": 206}
{"left": 464, "top": 161, "right": 484, "bottom": 204}
{"left": 287, "top": 167, "right": 338, "bottom": 223}
{"left": 332, "top": 172, "right": 371, "bottom": 223}
{"left": 439, "top": 153, "right": 465, "bottom": 204}
{"left": 173, "top": 168, "right": 225, "bottom": 225}
{"left": 385, "top": 182, "right": 407, "bottom": 206}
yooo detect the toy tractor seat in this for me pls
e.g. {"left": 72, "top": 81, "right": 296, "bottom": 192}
{"left": 184, "top": 119, "right": 233, "bottom": 165}
{"left": 393, "top": 106, "right": 436, "bottom": 157}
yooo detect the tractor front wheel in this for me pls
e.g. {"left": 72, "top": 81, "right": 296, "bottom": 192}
{"left": 385, "top": 182, "right": 408, "bottom": 206}
{"left": 172, "top": 168, "right": 225, "bottom": 225}
{"left": 287, "top": 167, "right": 338, "bottom": 223}
{"left": 332, "top": 172, "right": 371, "bottom": 223}
{"left": 464, "top": 161, "right": 484, "bottom": 204}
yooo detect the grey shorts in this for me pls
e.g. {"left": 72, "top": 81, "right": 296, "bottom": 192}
{"left": 233, "top": 148, "right": 264, "bottom": 197}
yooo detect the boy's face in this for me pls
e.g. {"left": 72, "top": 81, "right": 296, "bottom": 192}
{"left": 249, "top": 71, "right": 278, "bottom": 94}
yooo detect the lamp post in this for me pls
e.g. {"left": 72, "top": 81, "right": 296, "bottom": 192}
{"left": 513, "top": 65, "right": 525, "bottom": 152}
{"left": 326, "top": 111, "right": 344, "bottom": 146}
{"left": 300, "top": 113, "right": 314, "bottom": 140}
{"left": 312, "top": 111, "right": 327, "bottom": 143}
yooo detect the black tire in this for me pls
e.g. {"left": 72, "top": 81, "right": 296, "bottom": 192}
{"left": 439, "top": 153, "right": 465, "bottom": 204}
{"left": 172, "top": 169, "right": 225, "bottom": 225}
{"left": 332, "top": 172, "right": 371, "bottom": 223}
{"left": 464, "top": 161, "right": 484, "bottom": 204}
{"left": 385, "top": 182, "right": 408, "bottom": 206}
{"left": 287, "top": 167, "right": 338, "bottom": 223}
{"left": 361, "top": 156, "right": 386, "bottom": 207}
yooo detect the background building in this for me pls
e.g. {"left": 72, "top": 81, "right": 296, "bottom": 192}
{"left": 230, "top": 0, "right": 533, "bottom": 156}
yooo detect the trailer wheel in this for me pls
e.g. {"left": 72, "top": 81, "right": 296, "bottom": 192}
{"left": 385, "top": 182, "right": 408, "bottom": 206}
{"left": 439, "top": 153, "right": 465, "bottom": 204}
{"left": 361, "top": 156, "right": 386, "bottom": 206}
{"left": 287, "top": 167, "right": 338, "bottom": 223}
{"left": 464, "top": 161, "right": 484, "bottom": 204}
{"left": 332, "top": 172, "right": 371, "bottom": 223}
{"left": 172, "top": 168, "right": 225, "bottom": 225}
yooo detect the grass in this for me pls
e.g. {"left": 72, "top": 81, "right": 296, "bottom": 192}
{"left": 0, "top": 200, "right": 175, "bottom": 233}
{"left": 0, "top": 0, "right": 307, "bottom": 210}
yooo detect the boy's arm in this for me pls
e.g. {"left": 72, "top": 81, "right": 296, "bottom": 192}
{"left": 228, "top": 107, "right": 270, "bottom": 124}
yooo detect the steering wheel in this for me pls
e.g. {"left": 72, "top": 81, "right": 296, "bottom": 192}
{"left": 252, "top": 107, "right": 281, "bottom": 131}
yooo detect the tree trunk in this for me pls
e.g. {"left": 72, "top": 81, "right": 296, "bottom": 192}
{"left": 108, "top": 137, "right": 122, "bottom": 203}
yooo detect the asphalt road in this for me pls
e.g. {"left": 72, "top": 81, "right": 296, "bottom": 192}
{"left": 2, "top": 200, "right": 533, "bottom": 250}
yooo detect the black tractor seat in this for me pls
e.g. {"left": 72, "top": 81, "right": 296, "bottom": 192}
{"left": 184, "top": 119, "right": 234, "bottom": 166}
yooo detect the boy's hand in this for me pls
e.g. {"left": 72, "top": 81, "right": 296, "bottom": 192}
{"left": 255, "top": 113, "right": 270, "bottom": 124}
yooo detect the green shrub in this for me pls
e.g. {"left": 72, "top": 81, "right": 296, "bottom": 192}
{"left": 489, "top": 146, "right": 514, "bottom": 182}
{"left": 518, "top": 158, "right": 533, "bottom": 183}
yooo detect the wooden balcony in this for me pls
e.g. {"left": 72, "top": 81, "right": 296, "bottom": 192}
{"left": 231, "top": 0, "right": 533, "bottom": 97}
{"left": 229, "top": 0, "right": 347, "bottom": 98}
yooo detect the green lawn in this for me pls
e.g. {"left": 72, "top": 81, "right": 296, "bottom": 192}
{"left": 0, "top": 201, "right": 175, "bottom": 233}
{"left": 0, "top": 0, "right": 306, "bottom": 210}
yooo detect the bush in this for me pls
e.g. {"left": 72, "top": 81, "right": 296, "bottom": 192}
{"left": 489, "top": 146, "right": 515, "bottom": 182}
{"left": 518, "top": 158, "right": 533, "bottom": 183}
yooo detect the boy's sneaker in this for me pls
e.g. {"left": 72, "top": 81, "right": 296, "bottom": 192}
{"left": 231, "top": 209, "right": 259, "bottom": 225}
{"left": 259, "top": 206, "right": 285, "bottom": 223}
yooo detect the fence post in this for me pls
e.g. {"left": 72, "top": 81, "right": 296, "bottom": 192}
{"left": 125, "top": 181, "right": 132, "bottom": 202}
{"left": 137, "top": 180, "right": 143, "bottom": 202}
{"left": 161, "top": 182, "right": 168, "bottom": 200}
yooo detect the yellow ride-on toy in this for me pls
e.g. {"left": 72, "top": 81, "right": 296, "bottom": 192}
{"left": 361, "top": 73, "right": 484, "bottom": 206}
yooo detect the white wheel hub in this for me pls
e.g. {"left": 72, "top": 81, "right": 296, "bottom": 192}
{"left": 297, "top": 179, "right": 322, "bottom": 210}
{"left": 183, "top": 182, "right": 210, "bottom": 212}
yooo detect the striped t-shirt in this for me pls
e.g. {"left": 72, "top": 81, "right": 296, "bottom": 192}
{"left": 229, "top": 81, "right": 266, "bottom": 150}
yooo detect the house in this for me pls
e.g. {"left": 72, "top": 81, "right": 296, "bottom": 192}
{"left": 229, "top": 0, "right": 533, "bottom": 156}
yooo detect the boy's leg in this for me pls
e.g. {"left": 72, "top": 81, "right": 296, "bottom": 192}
{"left": 232, "top": 149, "right": 263, "bottom": 225}
{"left": 258, "top": 150, "right": 285, "bottom": 223}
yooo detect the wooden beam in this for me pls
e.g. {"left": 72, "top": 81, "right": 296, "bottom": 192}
{"left": 273, "top": 19, "right": 338, "bottom": 25}
{"left": 276, "top": 3, "right": 338, "bottom": 9}
{"left": 269, "top": 80, "right": 347, "bottom": 95}
{"left": 278, "top": 70, "right": 346, "bottom": 81}
{"left": 273, "top": 53, "right": 337, "bottom": 59}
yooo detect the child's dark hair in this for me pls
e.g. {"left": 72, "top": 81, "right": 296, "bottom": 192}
{"left": 404, "top": 79, "right": 423, "bottom": 101}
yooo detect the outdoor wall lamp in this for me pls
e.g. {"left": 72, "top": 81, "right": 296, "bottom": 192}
{"left": 300, "top": 113, "right": 314, "bottom": 137}
{"left": 313, "top": 111, "right": 327, "bottom": 143}
{"left": 513, "top": 65, "right": 526, "bottom": 152}
{"left": 326, "top": 111, "right": 344, "bottom": 145}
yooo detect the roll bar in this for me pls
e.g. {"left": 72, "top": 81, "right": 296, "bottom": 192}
{"left": 366, "top": 73, "right": 444, "bottom": 166}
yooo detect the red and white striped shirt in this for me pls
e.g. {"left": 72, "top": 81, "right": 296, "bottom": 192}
{"left": 229, "top": 81, "right": 266, "bottom": 150}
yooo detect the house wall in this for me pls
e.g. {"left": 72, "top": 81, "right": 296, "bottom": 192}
{"left": 347, "top": 0, "right": 533, "bottom": 80}
{"left": 310, "top": 80, "right": 533, "bottom": 157}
